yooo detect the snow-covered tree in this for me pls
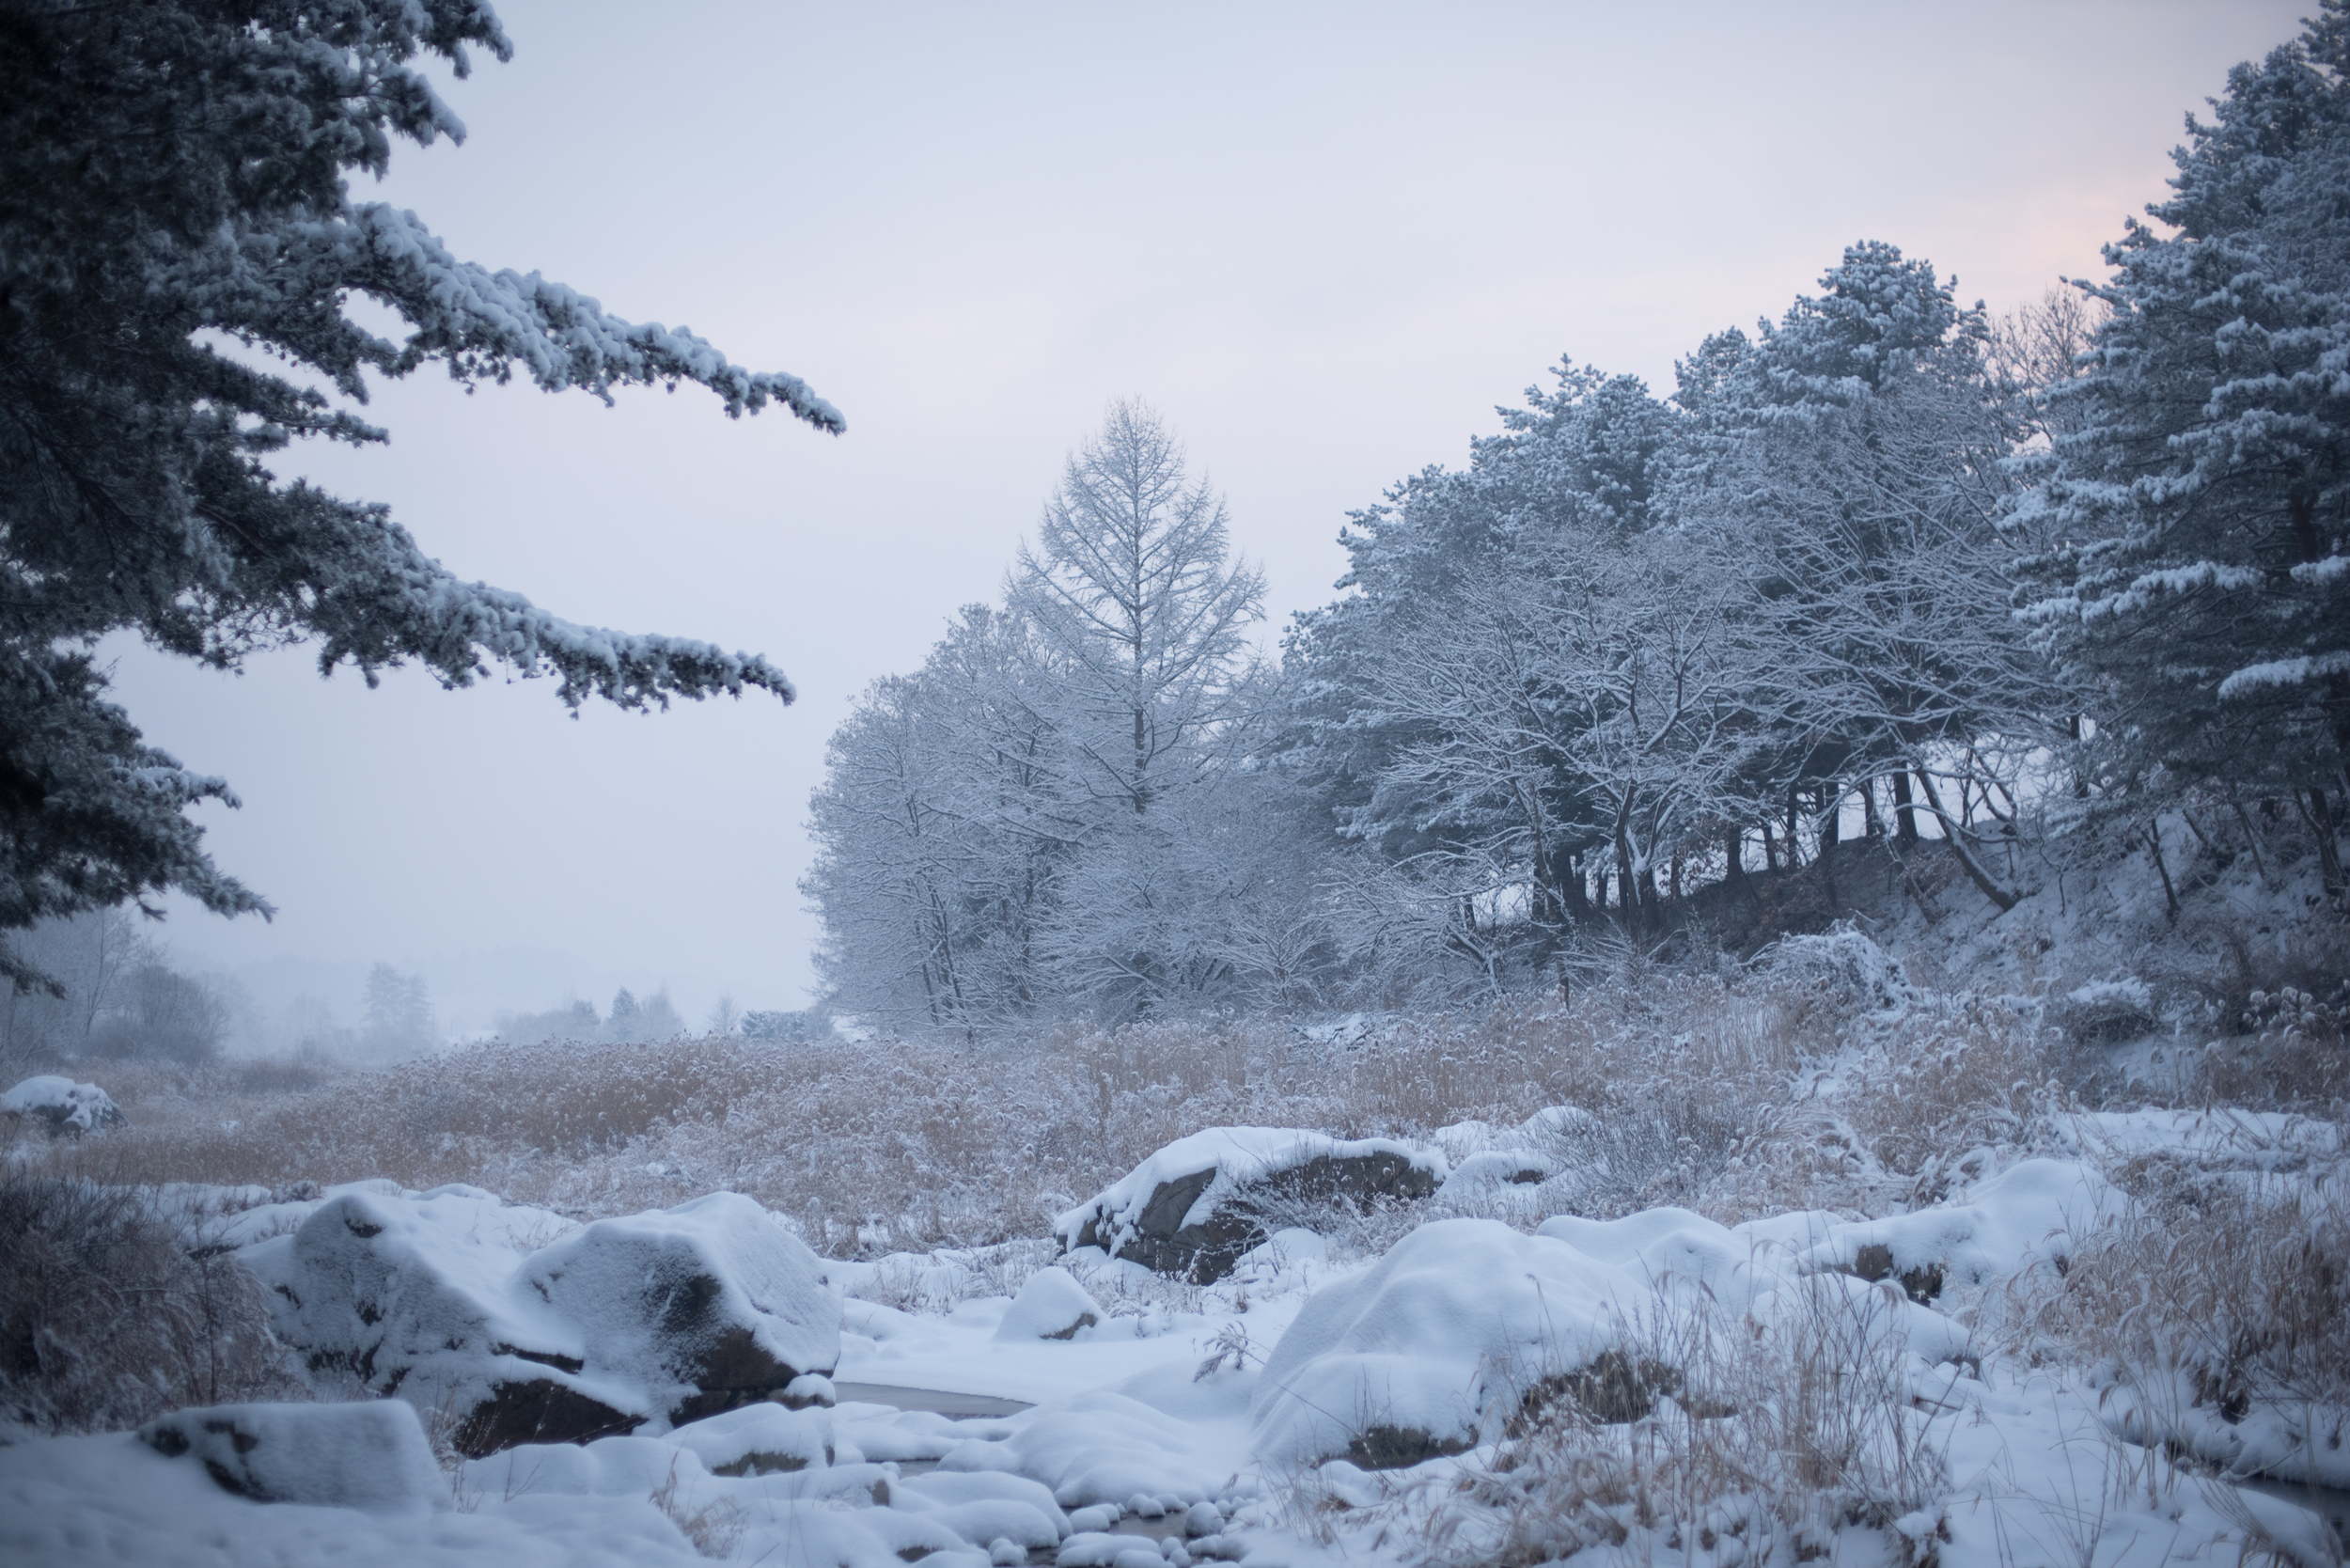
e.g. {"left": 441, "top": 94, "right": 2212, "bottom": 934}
{"left": 360, "top": 964, "right": 435, "bottom": 1058}
{"left": 2015, "top": 1, "right": 2350, "bottom": 886}
{"left": 1671, "top": 243, "right": 2067, "bottom": 908}
{"left": 1008, "top": 400, "right": 1265, "bottom": 817}
{"left": 1286, "top": 363, "right": 1694, "bottom": 969}
{"left": 807, "top": 406, "right": 1300, "bottom": 1027}
{"left": 805, "top": 605, "right": 1074, "bottom": 1031}
{"left": 0, "top": 1, "right": 842, "bottom": 990}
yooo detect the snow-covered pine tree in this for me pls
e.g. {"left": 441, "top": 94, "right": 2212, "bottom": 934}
{"left": 2015, "top": 1, "right": 2350, "bottom": 886}
{"left": 1285, "top": 362, "right": 1692, "bottom": 972}
{"left": 1672, "top": 243, "right": 2060, "bottom": 908}
{"left": 0, "top": 1, "right": 842, "bottom": 989}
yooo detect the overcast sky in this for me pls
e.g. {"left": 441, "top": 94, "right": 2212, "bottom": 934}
{"left": 127, "top": 0, "right": 2307, "bottom": 1041}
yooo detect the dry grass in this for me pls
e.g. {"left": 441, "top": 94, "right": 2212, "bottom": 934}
{"left": 2010, "top": 1167, "right": 2350, "bottom": 1465}
{"left": 4, "top": 978, "right": 1821, "bottom": 1255}
{"left": 0, "top": 1170, "right": 305, "bottom": 1437}
{"left": 8, "top": 950, "right": 2321, "bottom": 1269}
{"left": 1405, "top": 1278, "right": 1951, "bottom": 1568}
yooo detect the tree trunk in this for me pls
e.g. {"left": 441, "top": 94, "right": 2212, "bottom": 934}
{"left": 1890, "top": 769, "right": 1919, "bottom": 844}
{"left": 1861, "top": 780, "right": 1881, "bottom": 839}
{"left": 2303, "top": 788, "right": 2344, "bottom": 900}
{"left": 2146, "top": 820, "right": 2181, "bottom": 922}
{"left": 1912, "top": 766, "right": 2018, "bottom": 912}
{"left": 1726, "top": 830, "right": 1748, "bottom": 882}
{"left": 1613, "top": 800, "right": 1642, "bottom": 941}
{"left": 1760, "top": 817, "right": 1778, "bottom": 871}
{"left": 1816, "top": 787, "right": 1841, "bottom": 905}
{"left": 1783, "top": 790, "right": 1803, "bottom": 870}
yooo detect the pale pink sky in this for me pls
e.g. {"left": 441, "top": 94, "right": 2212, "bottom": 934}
{"left": 126, "top": 0, "right": 2309, "bottom": 1038}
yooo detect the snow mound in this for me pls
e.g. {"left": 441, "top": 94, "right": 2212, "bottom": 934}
{"left": 2, "top": 1074, "right": 124, "bottom": 1136}
{"left": 141, "top": 1401, "right": 446, "bottom": 1513}
{"left": 1534, "top": 1205, "right": 1771, "bottom": 1314}
{"left": 1797, "top": 1158, "right": 2118, "bottom": 1301}
{"left": 239, "top": 1183, "right": 839, "bottom": 1454}
{"left": 993, "top": 1267, "right": 1101, "bottom": 1341}
{"left": 1250, "top": 1217, "right": 1648, "bottom": 1468}
{"left": 1056, "top": 1127, "right": 1445, "bottom": 1283}
{"left": 1761, "top": 923, "right": 1919, "bottom": 1013}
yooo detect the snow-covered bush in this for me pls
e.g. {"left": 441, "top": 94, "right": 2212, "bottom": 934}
{"left": 0, "top": 1173, "right": 302, "bottom": 1439}
{"left": 2014, "top": 1167, "right": 2350, "bottom": 1488}
{"left": 1422, "top": 1273, "right": 1949, "bottom": 1568}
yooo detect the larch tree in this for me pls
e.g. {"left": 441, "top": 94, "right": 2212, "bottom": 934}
{"left": 0, "top": 0, "right": 842, "bottom": 990}
{"left": 1008, "top": 400, "right": 1265, "bottom": 820}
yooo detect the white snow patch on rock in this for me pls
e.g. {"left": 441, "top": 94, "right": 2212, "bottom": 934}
{"left": 140, "top": 1400, "right": 446, "bottom": 1513}
{"left": 993, "top": 1268, "right": 1102, "bottom": 1341}
{"left": 2, "top": 1074, "right": 124, "bottom": 1136}
{"left": 1250, "top": 1217, "right": 1647, "bottom": 1468}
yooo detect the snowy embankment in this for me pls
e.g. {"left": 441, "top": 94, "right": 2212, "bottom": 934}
{"left": 5, "top": 1094, "right": 2345, "bottom": 1568}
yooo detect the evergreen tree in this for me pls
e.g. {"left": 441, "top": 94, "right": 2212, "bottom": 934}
{"left": 0, "top": 1, "right": 842, "bottom": 989}
{"left": 2018, "top": 1, "right": 2350, "bottom": 885}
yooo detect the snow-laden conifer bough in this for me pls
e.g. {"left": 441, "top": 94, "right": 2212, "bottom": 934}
{"left": 0, "top": 0, "right": 839, "bottom": 993}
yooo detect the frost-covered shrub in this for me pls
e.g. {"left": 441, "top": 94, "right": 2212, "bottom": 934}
{"left": 1840, "top": 1001, "right": 2060, "bottom": 1186}
{"left": 2013, "top": 1172, "right": 2350, "bottom": 1488}
{"left": 2052, "top": 978, "right": 2159, "bottom": 1046}
{"left": 1420, "top": 1275, "right": 1948, "bottom": 1567}
{"left": 0, "top": 1174, "right": 303, "bottom": 1438}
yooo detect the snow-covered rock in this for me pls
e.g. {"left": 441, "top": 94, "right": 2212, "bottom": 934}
{"left": 2, "top": 1074, "right": 124, "bottom": 1137}
{"left": 1056, "top": 1127, "right": 1445, "bottom": 1283}
{"left": 140, "top": 1401, "right": 446, "bottom": 1513}
{"left": 1249, "top": 1217, "right": 1649, "bottom": 1468}
{"left": 1794, "top": 1158, "right": 2117, "bottom": 1302}
{"left": 524, "top": 1192, "right": 841, "bottom": 1425}
{"left": 240, "top": 1184, "right": 840, "bottom": 1455}
{"left": 993, "top": 1267, "right": 1101, "bottom": 1341}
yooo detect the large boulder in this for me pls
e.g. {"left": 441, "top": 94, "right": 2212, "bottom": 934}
{"left": 524, "top": 1192, "right": 842, "bottom": 1425}
{"left": 140, "top": 1401, "right": 446, "bottom": 1513}
{"left": 2, "top": 1074, "right": 124, "bottom": 1137}
{"left": 1056, "top": 1128, "right": 1445, "bottom": 1283}
{"left": 239, "top": 1184, "right": 840, "bottom": 1456}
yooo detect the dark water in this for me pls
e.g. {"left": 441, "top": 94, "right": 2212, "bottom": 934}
{"left": 2233, "top": 1474, "right": 2350, "bottom": 1551}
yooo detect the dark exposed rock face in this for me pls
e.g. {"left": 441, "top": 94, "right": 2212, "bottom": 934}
{"left": 451, "top": 1379, "right": 642, "bottom": 1457}
{"left": 1345, "top": 1424, "right": 1471, "bottom": 1470}
{"left": 1074, "top": 1149, "right": 1440, "bottom": 1284}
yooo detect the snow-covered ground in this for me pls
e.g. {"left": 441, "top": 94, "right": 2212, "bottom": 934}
{"left": 5, "top": 1089, "right": 2344, "bottom": 1568}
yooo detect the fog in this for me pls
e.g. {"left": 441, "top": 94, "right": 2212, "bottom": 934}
{"left": 119, "top": 0, "right": 2300, "bottom": 1043}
